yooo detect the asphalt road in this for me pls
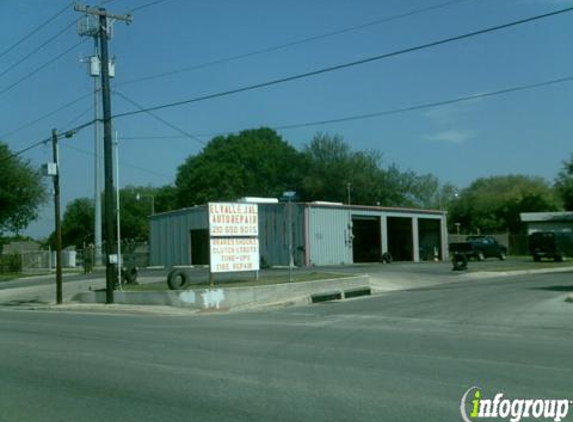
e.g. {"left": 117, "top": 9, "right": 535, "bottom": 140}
{"left": 1, "top": 271, "right": 572, "bottom": 422}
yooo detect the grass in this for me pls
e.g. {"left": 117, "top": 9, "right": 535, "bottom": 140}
{"left": 465, "top": 256, "right": 573, "bottom": 273}
{"left": 124, "top": 272, "right": 351, "bottom": 292}
{"left": 0, "top": 273, "right": 27, "bottom": 282}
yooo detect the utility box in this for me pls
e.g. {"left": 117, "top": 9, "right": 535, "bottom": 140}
{"left": 42, "top": 163, "right": 58, "bottom": 176}
{"left": 89, "top": 56, "right": 115, "bottom": 78}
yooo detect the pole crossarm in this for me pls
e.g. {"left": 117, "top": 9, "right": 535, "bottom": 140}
{"left": 73, "top": 3, "right": 133, "bottom": 24}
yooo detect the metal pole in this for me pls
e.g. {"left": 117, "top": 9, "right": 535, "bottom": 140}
{"left": 51, "top": 129, "right": 63, "bottom": 305}
{"left": 115, "top": 131, "right": 122, "bottom": 291}
{"left": 288, "top": 198, "right": 293, "bottom": 282}
{"left": 93, "top": 37, "right": 103, "bottom": 267}
{"left": 99, "top": 11, "right": 116, "bottom": 303}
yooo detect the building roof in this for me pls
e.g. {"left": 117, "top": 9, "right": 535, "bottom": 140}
{"left": 520, "top": 211, "right": 573, "bottom": 223}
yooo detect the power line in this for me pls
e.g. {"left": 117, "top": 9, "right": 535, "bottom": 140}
{"left": 0, "top": 38, "right": 88, "bottom": 96}
{"left": 271, "top": 75, "right": 573, "bottom": 130}
{"left": 0, "top": 119, "right": 96, "bottom": 164}
{"left": 130, "top": 0, "right": 175, "bottom": 13}
{"left": 119, "top": 0, "right": 473, "bottom": 87}
{"left": 113, "top": 91, "right": 205, "bottom": 145}
{"left": 120, "top": 74, "right": 573, "bottom": 140}
{"left": 61, "top": 105, "right": 96, "bottom": 129}
{"left": 113, "top": 5, "right": 573, "bottom": 120}
{"left": 0, "top": 2, "right": 72, "bottom": 60}
{"left": 0, "top": 93, "right": 92, "bottom": 140}
{"left": 0, "top": 19, "right": 78, "bottom": 79}
{"left": 61, "top": 142, "right": 173, "bottom": 179}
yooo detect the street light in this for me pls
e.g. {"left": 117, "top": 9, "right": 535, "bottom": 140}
{"left": 136, "top": 192, "right": 155, "bottom": 215}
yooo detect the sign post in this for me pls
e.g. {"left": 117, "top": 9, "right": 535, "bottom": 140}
{"left": 208, "top": 203, "right": 260, "bottom": 284}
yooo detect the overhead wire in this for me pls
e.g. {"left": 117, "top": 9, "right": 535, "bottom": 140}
{"left": 112, "top": 5, "right": 573, "bottom": 119}
{"left": 119, "top": 0, "right": 473, "bottom": 86}
{"left": 129, "top": 0, "right": 175, "bottom": 13}
{"left": 0, "top": 19, "right": 78, "bottom": 79}
{"left": 0, "top": 38, "right": 89, "bottom": 96}
{"left": 0, "top": 2, "right": 73, "bottom": 60}
{"left": 120, "top": 74, "right": 573, "bottom": 140}
{"left": 0, "top": 93, "right": 92, "bottom": 140}
{"left": 0, "top": 119, "right": 96, "bottom": 164}
{"left": 113, "top": 91, "right": 205, "bottom": 145}
{"left": 61, "top": 142, "right": 173, "bottom": 179}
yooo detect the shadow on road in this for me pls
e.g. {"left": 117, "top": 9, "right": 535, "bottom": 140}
{"left": 531, "top": 285, "right": 573, "bottom": 292}
{"left": 1, "top": 298, "right": 49, "bottom": 307}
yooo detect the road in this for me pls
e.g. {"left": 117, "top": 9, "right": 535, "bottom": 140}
{"left": 1, "top": 271, "right": 572, "bottom": 421}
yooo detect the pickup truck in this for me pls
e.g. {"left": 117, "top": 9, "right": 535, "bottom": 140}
{"left": 449, "top": 235, "right": 508, "bottom": 261}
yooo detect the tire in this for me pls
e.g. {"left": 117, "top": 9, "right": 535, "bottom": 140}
{"left": 452, "top": 253, "right": 468, "bottom": 271}
{"left": 381, "top": 252, "right": 393, "bottom": 264}
{"left": 476, "top": 251, "right": 485, "bottom": 262}
{"left": 167, "top": 269, "right": 190, "bottom": 290}
{"left": 124, "top": 267, "right": 138, "bottom": 285}
{"left": 499, "top": 251, "right": 507, "bottom": 261}
{"left": 555, "top": 254, "right": 565, "bottom": 263}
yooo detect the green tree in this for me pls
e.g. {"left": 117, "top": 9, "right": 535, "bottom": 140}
{"left": 175, "top": 128, "right": 303, "bottom": 206}
{"left": 299, "top": 133, "right": 446, "bottom": 208}
{"left": 554, "top": 154, "right": 573, "bottom": 210}
{"left": 54, "top": 185, "right": 169, "bottom": 248}
{"left": 59, "top": 198, "right": 94, "bottom": 248}
{"left": 154, "top": 184, "right": 178, "bottom": 213}
{"left": 448, "top": 175, "right": 559, "bottom": 234}
{"left": 300, "top": 133, "right": 371, "bottom": 203}
{"left": 0, "top": 142, "right": 47, "bottom": 235}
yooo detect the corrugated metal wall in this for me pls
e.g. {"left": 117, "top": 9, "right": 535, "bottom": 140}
{"left": 149, "top": 206, "right": 208, "bottom": 267}
{"left": 150, "top": 203, "right": 446, "bottom": 268}
{"left": 308, "top": 206, "right": 352, "bottom": 265}
{"left": 150, "top": 204, "right": 305, "bottom": 268}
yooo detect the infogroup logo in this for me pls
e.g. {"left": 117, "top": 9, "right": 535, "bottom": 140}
{"left": 460, "top": 387, "right": 571, "bottom": 422}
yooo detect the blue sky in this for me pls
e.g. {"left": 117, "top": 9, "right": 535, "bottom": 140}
{"left": 1, "top": 0, "right": 572, "bottom": 238}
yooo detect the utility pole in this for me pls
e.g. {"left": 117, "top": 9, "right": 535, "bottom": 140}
{"left": 93, "top": 39, "right": 103, "bottom": 267}
{"left": 74, "top": 4, "right": 132, "bottom": 304}
{"left": 51, "top": 129, "right": 63, "bottom": 305}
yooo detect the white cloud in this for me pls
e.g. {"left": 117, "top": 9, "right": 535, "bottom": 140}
{"left": 425, "top": 129, "right": 472, "bottom": 145}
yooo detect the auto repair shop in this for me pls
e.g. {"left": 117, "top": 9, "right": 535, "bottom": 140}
{"left": 149, "top": 200, "right": 448, "bottom": 268}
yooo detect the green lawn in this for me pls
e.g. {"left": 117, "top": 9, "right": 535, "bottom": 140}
{"left": 465, "top": 256, "right": 573, "bottom": 273}
{"left": 124, "top": 272, "right": 350, "bottom": 292}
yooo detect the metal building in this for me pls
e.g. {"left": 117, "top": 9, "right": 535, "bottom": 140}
{"left": 520, "top": 212, "right": 573, "bottom": 235}
{"left": 149, "top": 202, "right": 448, "bottom": 268}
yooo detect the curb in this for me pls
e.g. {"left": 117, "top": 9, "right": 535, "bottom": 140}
{"left": 73, "top": 275, "right": 371, "bottom": 311}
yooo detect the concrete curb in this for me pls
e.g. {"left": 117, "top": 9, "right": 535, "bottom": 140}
{"left": 73, "top": 275, "right": 371, "bottom": 311}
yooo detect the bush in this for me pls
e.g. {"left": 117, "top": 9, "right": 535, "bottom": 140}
{"left": 0, "top": 253, "right": 22, "bottom": 273}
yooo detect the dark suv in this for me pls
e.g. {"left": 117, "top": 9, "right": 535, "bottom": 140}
{"left": 529, "top": 231, "right": 573, "bottom": 262}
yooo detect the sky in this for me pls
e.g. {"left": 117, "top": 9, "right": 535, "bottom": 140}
{"left": 1, "top": 0, "right": 572, "bottom": 239}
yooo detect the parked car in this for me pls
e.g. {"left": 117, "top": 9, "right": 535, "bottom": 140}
{"left": 529, "top": 231, "right": 573, "bottom": 262}
{"left": 449, "top": 235, "right": 508, "bottom": 261}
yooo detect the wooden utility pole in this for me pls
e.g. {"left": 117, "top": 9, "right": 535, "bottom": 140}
{"left": 51, "top": 129, "right": 63, "bottom": 305}
{"left": 74, "top": 4, "right": 132, "bottom": 304}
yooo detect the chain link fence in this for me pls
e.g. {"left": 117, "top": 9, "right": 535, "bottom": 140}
{"left": 1, "top": 241, "right": 149, "bottom": 275}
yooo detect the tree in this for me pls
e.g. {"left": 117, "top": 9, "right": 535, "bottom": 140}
{"left": 448, "top": 175, "right": 559, "bottom": 234}
{"left": 59, "top": 198, "right": 94, "bottom": 248}
{"left": 154, "top": 184, "right": 178, "bottom": 213}
{"left": 554, "top": 154, "right": 573, "bottom": 210}
{"left": 299, "top": 133, "right": 447, "bottom": 208}
{"left": 0, "top": 142, "right": 47, "bottom": 235}
{"left": 176, "top": 128, "right": 303, "bottom": 206}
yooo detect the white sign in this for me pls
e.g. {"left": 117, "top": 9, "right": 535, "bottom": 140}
{"left": 208, "top": 202, "right": 258, "bottom": 237}
{"left": 210, "top": 238, "right": 260, "bottom": 273}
